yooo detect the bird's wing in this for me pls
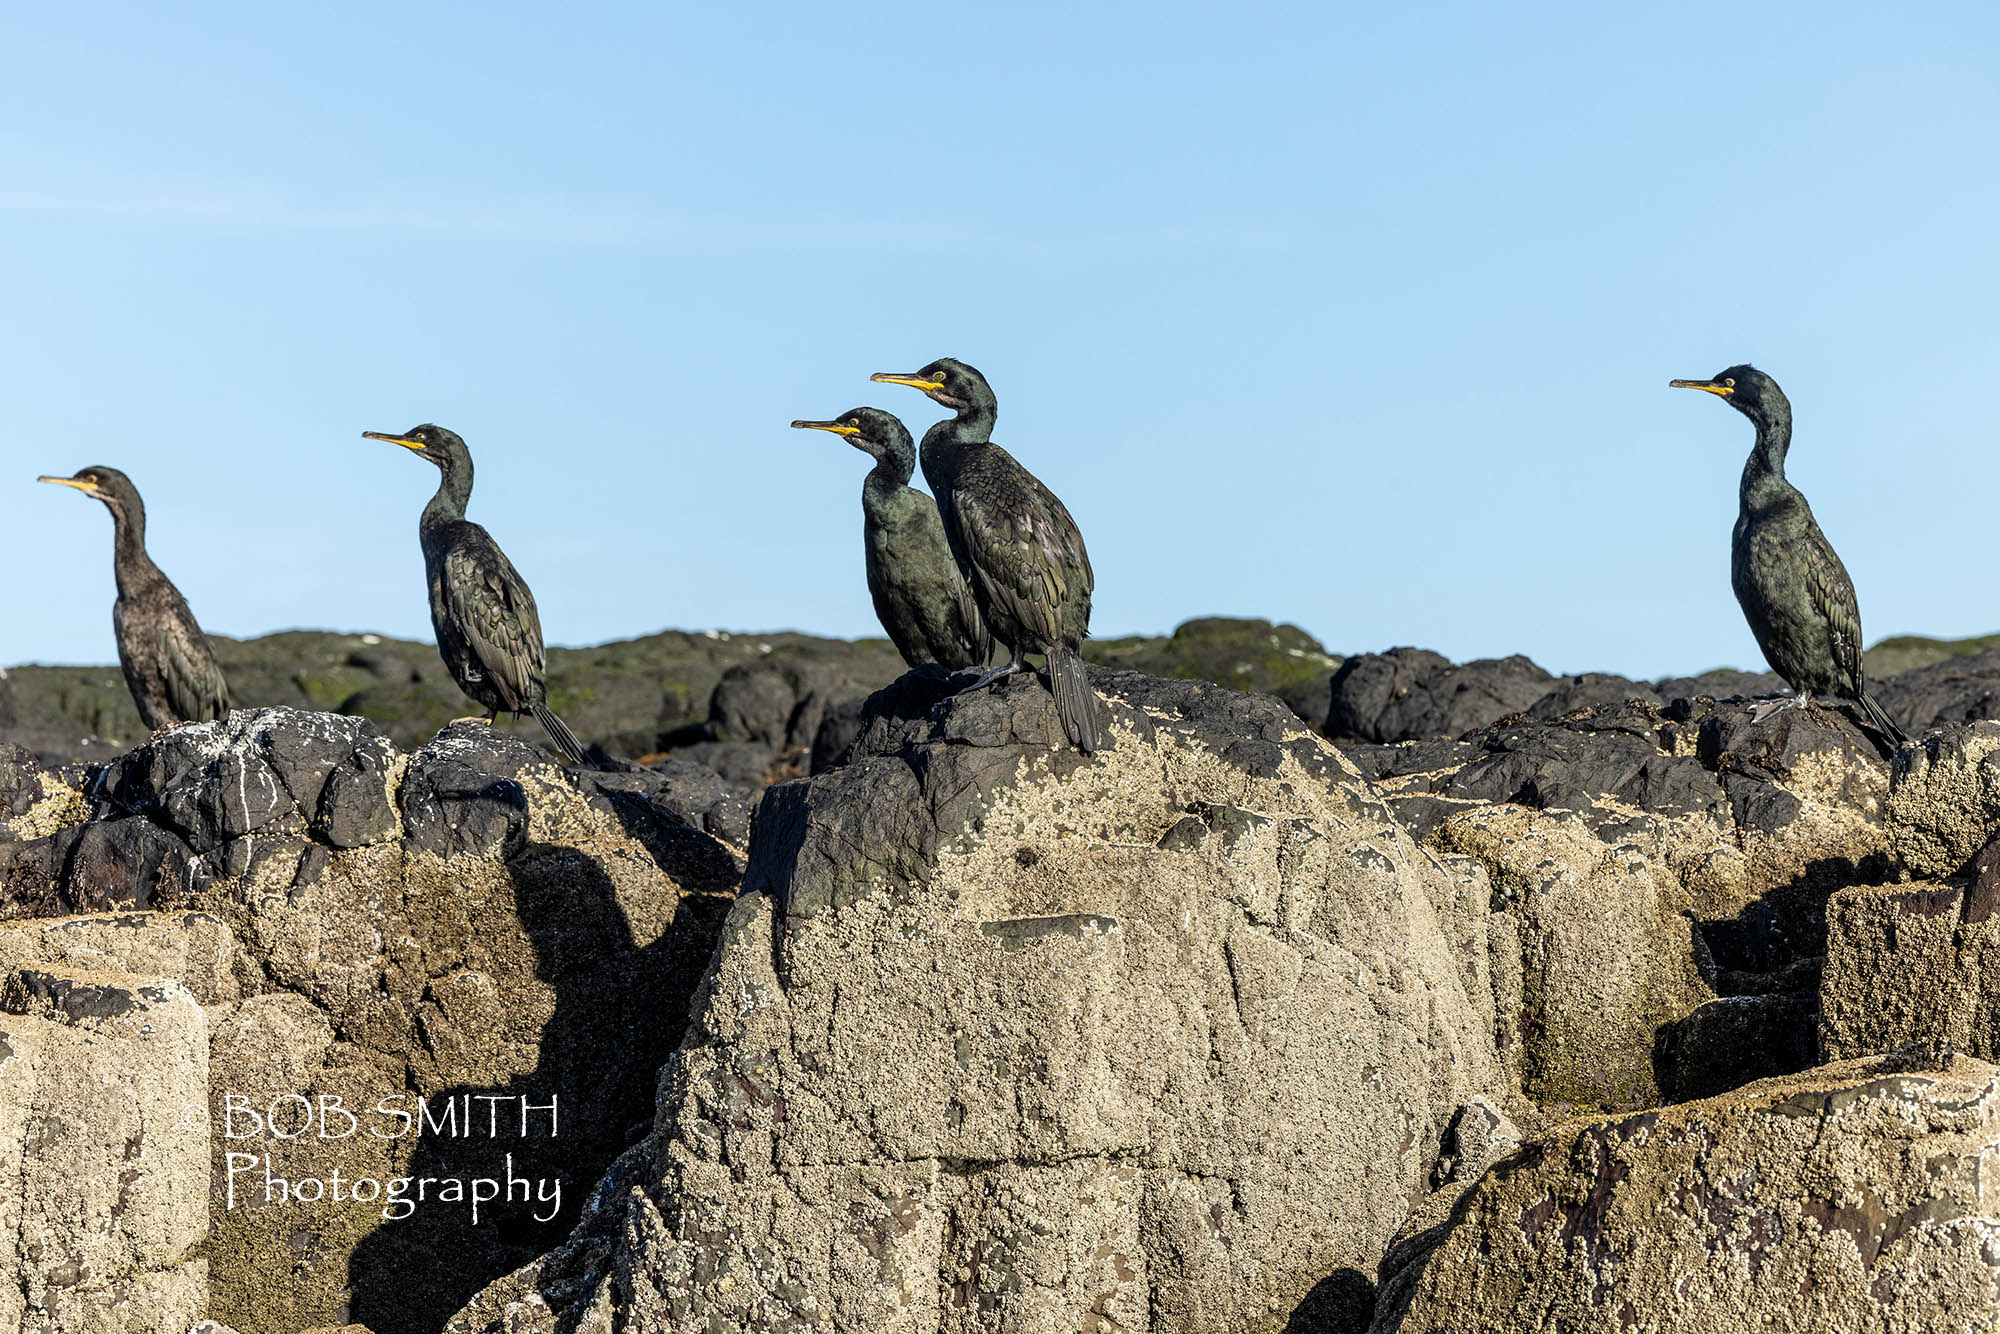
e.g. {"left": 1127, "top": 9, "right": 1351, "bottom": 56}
{"left": 954, "top": 569, "right": 994, "bottom": 665}
{"left": 442, "top": 534, "right": 547, "bottom": 711}
{"left": 1801, "top": 522, "right": 1866, "bottom": 693}
{"left": 158, "top": 609, "right": 229, "bottom": 722}
{"left": 956, "top": 453, "right": 1093, "bottom": 649}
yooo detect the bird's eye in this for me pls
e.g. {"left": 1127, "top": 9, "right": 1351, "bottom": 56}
{"left": 1722, "top": 378, "right": 1735, "bottom": 388}
{"left": 846, "top": 419, "right": 860, "bottom": 429}
{"left": 933, "top": 368, "right": 949, "bottom": 381}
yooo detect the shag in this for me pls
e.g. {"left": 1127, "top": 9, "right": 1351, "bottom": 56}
{"left": 363, "top": 424, "right": 590, "bottom": 765}
{"left": 38, "top": 467, "right": 230, "bottom": 730}
{"left": 870, "top": 359, "right": 1102, "bottom": 752}
{"left": 792, "top": 408, "right": 992, "bottom": 671}
{"left": 1670, "top": 366, "right": 1907, "bottom": 743}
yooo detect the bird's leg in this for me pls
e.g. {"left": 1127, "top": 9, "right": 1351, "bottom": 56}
{"left": 1748, "top": 692, "right": 1810, "bottom": 723}
{"left": 450, "top": 711, "right": 497, "bottom": 725}
{"left": 955, "top": 648, "right": 1026, "bottom": 695}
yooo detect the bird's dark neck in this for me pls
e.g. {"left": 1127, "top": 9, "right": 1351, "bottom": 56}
{"left": 421, "top": 466, "right": 473, "bottom": 531}
{"left": 1739, "top": 411, "right": 1794, "bottom": 509}
{"left": 919, "top": 405, "right": 996, "bottom": 490}
{"left": 945, "top": 401, "right": 996, "bottom": 444}
{"left": 109, "top": 506, "right": 162, "bottom": 598}
{"left": 867, "top": 454, "right": 914, "bottom": 493}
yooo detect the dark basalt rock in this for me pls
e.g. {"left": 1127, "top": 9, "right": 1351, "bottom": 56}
{"left": 397, "top": 722, "right": 541, "bottom": 860}
{"left": 0, "top": 743, "right": 43, "bottom": 821}
{"left": 1325, "top": 649, "right": 1555, "bottom": 743}
{"left": 1871, "top": 648, "right": 2000, "bottom": 734}
{"left": 1345, "top": 694, "right": 1886, "bottom": 847}
{"left": 94, "top": 709, "right": 398, "bottom": 855}
{"left": 1526, "top": 672, "right": 1661, "bottom": 720}
{"left": 585, "top": 757, "right": 754, "bottom": 853}
{"left": 1652, "top": 668, "right": 1785, "bottom": 705}
{"left": 706, "top": 656, "right": 859, "bottom": 752}
{"left": 51, "top": 816, "right": 205, "bottom": 911}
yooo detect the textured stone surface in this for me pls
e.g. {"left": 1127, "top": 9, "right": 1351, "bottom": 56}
{"left": 0, "top": 958, "right": 210, "bottom": 1333}
{"left": 1372, "top": 1055, "right": 2000, "bottom": 1333}
{"left": 0, "top": 707, "right": 744, "bottom": 1334}
{"left": 1821, "top": 880, "right": 2000, "bottom": 1064}
{"left": 1888, "top": 723, "right": 2000, "bottom": 879}
{"left": 0, "top": 652, "right": 1982, "bottom": 1331}
{"left": 450, "top": 670, "right": 1510, "bottom": 1333}
{"left": 1325, "top": 648, "right": 1555, "bottom": 743}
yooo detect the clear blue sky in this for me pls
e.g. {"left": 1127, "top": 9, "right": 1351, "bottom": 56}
{"left": 5, "top": 2, "right": 1997, "bottom": 679}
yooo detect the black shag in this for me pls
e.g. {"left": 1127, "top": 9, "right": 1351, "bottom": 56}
{"left": 363, "top": 424, "right": 590, "bottom": 765}
{"left": 38, "top": 466, "right": 230, "bottom": 730}
{"left": 792, "top": 408, "right": 992, "bottom": 672}
{"left": 870, "top": 359, "right": 1102, "bottom": 752}
{"left": 1670, "top": 366, "right": 1907, "bottom": 743}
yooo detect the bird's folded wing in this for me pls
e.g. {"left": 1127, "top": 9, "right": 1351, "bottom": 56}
{"left": 443, "top": 542, "right": 546, "bottom": 711}
{"left": 159, "top": 615, "right": 228, "bottom": 722}
{"left": 956, "top": 473, "right": 1092, "bottom": 649}
{"left": 1802, "top": 529, "right": 1865, "bottom": 692}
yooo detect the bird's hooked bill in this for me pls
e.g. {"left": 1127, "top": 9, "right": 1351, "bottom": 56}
{"left": 37, "top": 474, "right": 98, "bottom": 493}
{"left": 870, "top": 372, "right": 943, "bottom": 392}
{"left": 1669, "top": 379, "right": 1735, "bottom": 398}
{"left": 362, "top": 430, "right": 427, "bottom": 452}
{"left": 790, "top": 419, "right": 860, "bottom": 436}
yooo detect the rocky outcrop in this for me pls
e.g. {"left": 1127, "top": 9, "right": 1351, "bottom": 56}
{"left": 1371, "top": 1055, "right": 2000, "bottom": 1333}
{"left": 444, "top": 665, "right": 1918, "bottom": 1331}
{"left": 1874, "top": 648, "right": 2000, "bottom": 735}
{"left": 450, "top": 670, "right": 1514, "bottom": 1332}
{"left": 0, "top": 708, "right": 743, "bottom": 1334}
{"left": 0, "top": 651, "right": 1990, "bottom": 1333}
{"left": 1323, "top": 649, "right": 1557, "bottom": 743}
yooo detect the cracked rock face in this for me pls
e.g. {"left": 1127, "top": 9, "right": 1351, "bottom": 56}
{"left": 451, "top": 670, "right": 1511, "bottom": 1332}
{"left": 1371, "top": 1055, "right": 2000, "bottom": 1334}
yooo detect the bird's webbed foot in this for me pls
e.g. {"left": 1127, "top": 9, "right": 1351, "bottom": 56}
{"left": 1747, "top": 692, "right": 1811, "bottom": 724}
{"left": 954, "top": 650, "right": 1026, "bottom": 695}
{"left": 450, "top": 713, "right": 497, "bottom": 725}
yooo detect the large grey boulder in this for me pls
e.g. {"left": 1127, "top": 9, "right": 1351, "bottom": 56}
{"left": 1371, "top": 1054, "right": 2000, "bottom": 1333}
{"left": 450, "top": 669, "right": 1512, "bottom": 1333}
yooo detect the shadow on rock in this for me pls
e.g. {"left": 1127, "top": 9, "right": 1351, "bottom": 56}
{"left": 1283, "top": 1267, "right": 1376, "bottom": 1333}
{"left": 345, "top": 839, "right": 731, "bottom": 1334}
{"left": 1654, "top": 853, "right": 1893, "bottom": 1104}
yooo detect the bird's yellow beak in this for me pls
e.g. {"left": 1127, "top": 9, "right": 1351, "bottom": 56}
{"left": 870, "top": 372, "right": 944, "bottom": 393}
{"left": 1669, "top": 379, "right": 1734, "bottom": 398}
{"left": 790, "top": 419, "right": 861, "bottom": 437}
{"left": 362, "top": 430, "right": 427, "bottom": 452}
{"left": 37, "top": 475, "right": 99, "bottom": 495}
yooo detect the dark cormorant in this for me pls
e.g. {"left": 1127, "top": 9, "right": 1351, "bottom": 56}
{"left": 792, "top": 407, "right": 992, "bottom": 671}
{"left": 1670, "top": 365, "right": 1907, "bottom": 743}
{"left": 362, "top": 424, "right": 590, "bottom": 765}
{"left": 870, "top": 358, "right": 1102, "bottom": 752}
{"left": 38, "top": 466, "right": 230, "bottom": 730}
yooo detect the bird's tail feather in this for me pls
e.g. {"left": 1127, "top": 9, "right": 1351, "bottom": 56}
{"left": 1048, "top": 647, "right": 1102, "bottom": 754}
{"left": 1857, "top": 690, "right": 1911, "bottom": 748}
{"left": 534, "top": 703, "right": 593, "bottom": 768}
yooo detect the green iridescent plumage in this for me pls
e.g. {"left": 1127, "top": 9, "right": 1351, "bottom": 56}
{"left": 791, "top": 407, "right": 990, "bottom": 671}
{"left": 1671, "top": 365, "right": 1907, "bottom": 744}
{"left": 872, "top": 358, "right": 1102, "bottom": 752}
